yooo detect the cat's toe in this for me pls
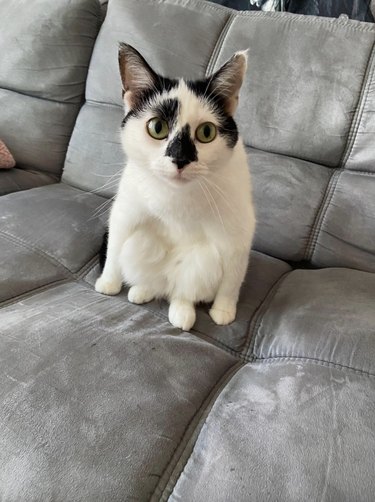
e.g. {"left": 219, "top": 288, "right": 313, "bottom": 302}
{"left": 128, "top": 286, "right": 154, "bottom": 304}
{"left": 169, "top": 301, "right": 196, "bottom": 331}
{"left": 209, "top": 304, "right": 236, "bottom": 325}
{"left": 95, "top": 276, "right": 122, "bottom": 296}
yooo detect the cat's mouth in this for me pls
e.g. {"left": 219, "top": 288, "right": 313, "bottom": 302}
{"left": 162, "top": 170, "right": 192, "bottom": 185}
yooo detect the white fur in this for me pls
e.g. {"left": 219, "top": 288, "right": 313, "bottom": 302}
{"left": 95, "top": 80, "right": 256, "bottom": 331}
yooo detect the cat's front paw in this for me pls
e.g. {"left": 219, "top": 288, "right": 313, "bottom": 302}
{"left": 209, "top": 300, "right": 236, "bottom": 326}
{"left": 128, "top": 285, "right": 154, "bottom": 304}
{"left": 169, "top": 300, "right": 196, "bottom": 331}
{"left": 95, "top": 276, "right": 122, "bottom": 296}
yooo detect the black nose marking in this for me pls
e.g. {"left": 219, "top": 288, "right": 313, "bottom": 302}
{"left": 165, "top": 124, "right": 197, "bottom": 168}
{"left": 173, "top": 159, "right": 190, "bottom": 170}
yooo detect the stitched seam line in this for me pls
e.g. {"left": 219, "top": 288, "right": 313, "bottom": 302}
{"left": 0, "top": 85, "right": 83, "bottom": 106}
{"left": 150, "top": 361, "right": 243, "bottom": 502}
{"left": 303, "top": 169, "right": 337, "bottom": 260}
{"left": 0, "top": 229, "right": 73, "bottom": 276}
{"left": 85, "top": 98, "right": 123, "bottom": 109}
{"left": 242, "top": 270, "right": 292, "bottom": 359}
{"left": 304, "top": 169, "right": 341, "bottom": 261}
{"left": 156, "top": 0, "right": 375, "bottom": 31}
{"left": 304, "top": 167, "right": 375, "bottom": 260}
{"left": 341, "top": 40, "right": 375, "bottom": 168}
{"left": 0, "top": 254, "right": 99, "bottom": 309}
{"left": 309, "top": 170, "right": 342, "bottom": 262}
{"left": 252, "top": 356, "right": 375, "bottom": 378}
{"left": 0, "top": 278, "right": 72, "bottom": 309}
{"left": 205, "top": 13, "right": 237, "bottom": 77}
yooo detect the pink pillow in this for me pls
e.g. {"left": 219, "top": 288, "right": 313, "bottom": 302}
{"left": 0, "top": 140, "right": 16, "bottom": 169}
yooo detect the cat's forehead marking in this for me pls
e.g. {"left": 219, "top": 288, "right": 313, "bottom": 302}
{"left": 151, "top": 97, "right": 179, "bottom": 126}
{"left": 166, "top": 80, "right": 216, "bottom": 129}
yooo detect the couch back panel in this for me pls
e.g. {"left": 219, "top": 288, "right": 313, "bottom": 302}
{"left": 0, "top": 0, "right": 101, "bottom": 175}
{"left": 216, "top": 13, "right": 375, "bottom": 167}
{"left": 62, "top": 0, "right": 375, "bottom": 271}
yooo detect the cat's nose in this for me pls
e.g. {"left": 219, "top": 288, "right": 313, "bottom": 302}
{"left": 172, "top": 159, "right": 190, "bottom": 170}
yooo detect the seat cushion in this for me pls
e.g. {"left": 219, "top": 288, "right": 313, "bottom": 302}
{"left": 0, "top": 281, "right": 237, "bottom": 501}
{"left": 84, "top": 250, "right": 292, "bottom": 354}
{"left": 166, "top": 362, "right": 375, "bottom": 502}
{"left": 0, "top": 183, "right": 107, "bottom": 304}
{"left": 250, "top": 267, "right": 375, "bottom": 374}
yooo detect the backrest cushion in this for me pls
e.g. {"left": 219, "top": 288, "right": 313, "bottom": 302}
{"left": 0, "top": 0, "right": 101, "bottom": 175}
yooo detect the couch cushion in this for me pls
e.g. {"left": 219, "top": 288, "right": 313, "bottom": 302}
{"left": 84, "top": 250, "right": 292, "bottom": 354}
{"left": 309, "top": 170, "right": 375, "bottom": 272}
{"left": 166, "top": 362, "right": 375, "bottom": 502}
{"left": 0, "top": 281, "right": 237, "bottom": 501}
{"left": 0, "top": 0, "right": 101, "bottom": 178}
{"left": 0, "top": 184, "right": 106, "bottom": 304}
{"left": 345, "top": 41, "right": 375, "bottom": 173}
{"left": 62, "top": 102, "right": 124, "bottom": 195}
{"left": 249, "top": 147, "right": 331, "bottom": 261}
{"left": 0, "top": 168, "right": 57, "bottom": 197}
{"left": 216, "top": 12, "right": 375, "bottom": 167}
{"left": 250, "top": 267, "right": 375, "bottom": 374}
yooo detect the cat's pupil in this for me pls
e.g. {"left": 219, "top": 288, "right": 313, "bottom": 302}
{"left": 155, "top": 121, "right": 162, "bottom": 134}
{"left": 204, "top": 125, "right": 211, "bottom": 138}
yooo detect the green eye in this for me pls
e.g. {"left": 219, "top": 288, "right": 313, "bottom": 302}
{"left": 195, "top": 122, "right": 217, "bottom": 143}
{"left": 147, "top": 118, "right": 169, "bottom": 140}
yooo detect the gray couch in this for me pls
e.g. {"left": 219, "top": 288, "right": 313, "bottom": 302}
{"left": 1, "top": 0, "right": 375, "bottom": 500}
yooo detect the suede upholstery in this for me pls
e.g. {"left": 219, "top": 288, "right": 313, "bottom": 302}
{"left": 1, "top": 1, "right": 375, "bottom": 501}
{"left": 0, "top": 0, "right": 101, "bottom": 194}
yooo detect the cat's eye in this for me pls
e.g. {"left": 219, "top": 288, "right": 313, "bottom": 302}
{"left": 147, "top": 118, "right": 169, "bottom": 140}
{"left": 195, "top": 122, "right": 217, "bottom": 143}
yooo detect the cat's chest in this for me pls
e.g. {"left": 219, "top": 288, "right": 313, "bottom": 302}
{"left": 148, "top": 216, "right": 207, "bottom": 247}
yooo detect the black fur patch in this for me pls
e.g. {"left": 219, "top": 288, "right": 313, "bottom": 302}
{"left": 99, "top": 230, "right": 108, "bottom": 270}
{"left": 186, "top": 80, "right": 238, "bottom": 148}
{"left": 152, "top": 98, "right": 179, "bottom": 127}
{"left": 165, "top": 124, "right": 197, "bottom": 168}
{"left": 121, "top": 76, "right": 178, "bottom": 127}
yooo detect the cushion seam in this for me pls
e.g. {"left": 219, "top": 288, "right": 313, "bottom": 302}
{"left": 253, "top": 356, "right": 375, "bottom": 378}
{"left": 309, "top": 171, "right": 342, "bottom": 262}
{"left": 0, "top": 254, "right": 99, "bottom": 309}
{"left": 341, "top": 40, "right": 375, "bottom": 167}
{"left": 152, "top": 0, "right": 375, "bottom": 31}
{"left": 205, "top": 12, "right": 236, "bottom": 77}
{"left": 150, "top": 361, "right": 243, "bottom": 502}
{"left": 242, "top": 269, "right": 292, "bottom": 358}
{"left": 0, "top": 85, "right": 81, "bottom": 106}
{"left": 0, "top": 229, "right": 74, "bottom": 276}
{"left": 304, "top": 169, "right": 341, "bottom": 261}
{"left": 0, "top": 277, "right": 72, "bottom": 309}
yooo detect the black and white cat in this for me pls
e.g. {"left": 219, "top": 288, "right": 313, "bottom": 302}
{"left": 95, "top": 43, "right": 255, "bottom": 331}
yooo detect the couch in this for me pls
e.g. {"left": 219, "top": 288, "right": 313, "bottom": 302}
{"left": 1, "top": 0, "right": 375, "bottom": 500}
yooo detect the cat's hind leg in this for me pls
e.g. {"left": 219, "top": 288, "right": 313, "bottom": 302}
{"left": 167, "top": 244, "right": 222, "bottom": 330}
{"left": 120, "top": 226, "right": 169, "bottom": 303}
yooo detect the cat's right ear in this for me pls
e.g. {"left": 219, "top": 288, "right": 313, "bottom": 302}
{"left": 118, "top": 43, "right": 157, "bottom": 110}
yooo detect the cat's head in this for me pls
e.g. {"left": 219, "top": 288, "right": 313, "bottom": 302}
{"left": 118, "top": 43, "right": 247, "bottom": 186}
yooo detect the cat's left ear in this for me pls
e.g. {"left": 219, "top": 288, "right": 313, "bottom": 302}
{"left": 210, "top": 50, "right": 248, "bottom": 115}
{"left": 118, "top": 43, "right": 157, "bottom": 110}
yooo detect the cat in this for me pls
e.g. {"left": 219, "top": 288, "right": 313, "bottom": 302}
{"left": 95, "top": 43, "right": 256, "bottom": 331}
